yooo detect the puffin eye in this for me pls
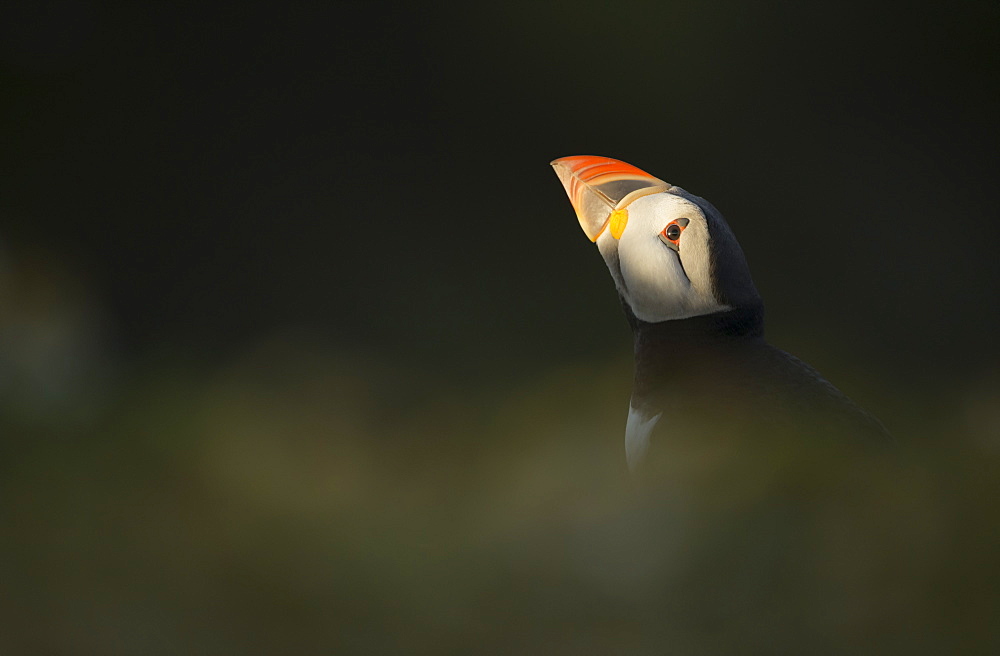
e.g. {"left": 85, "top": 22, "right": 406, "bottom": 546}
{"left": 659, "top": 217, "right": 690, "bottom": 251}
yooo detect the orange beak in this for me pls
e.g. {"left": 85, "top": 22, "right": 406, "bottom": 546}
{"left": 551, "top": 155, "right": 670, "bottom": 241}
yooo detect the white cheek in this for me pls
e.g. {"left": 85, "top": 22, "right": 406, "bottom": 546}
{"left": 616, "top": 204, "right": 729, "bottom": 322}
{"left": 619, "top": 238, "right": 693, "bottom": 320}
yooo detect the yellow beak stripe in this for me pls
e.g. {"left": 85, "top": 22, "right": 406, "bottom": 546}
{"left": 609, "top": 209, "right": 629, "bottom": 240}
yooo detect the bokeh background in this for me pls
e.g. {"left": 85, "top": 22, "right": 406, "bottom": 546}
{"left": 1, "top": 1, "right": 999, "bottom": 653}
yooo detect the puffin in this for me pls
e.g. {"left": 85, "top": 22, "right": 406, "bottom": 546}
{"left": 551, "top": 155, "right": 890, "bottom": 475}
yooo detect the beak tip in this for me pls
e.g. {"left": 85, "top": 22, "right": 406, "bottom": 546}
{"left": 550, "top": 155, "right": 667, "bottom": 241}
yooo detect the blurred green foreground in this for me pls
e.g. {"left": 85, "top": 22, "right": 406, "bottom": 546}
{"left": 1, "top": 251, "right": 999, "bottom": 656}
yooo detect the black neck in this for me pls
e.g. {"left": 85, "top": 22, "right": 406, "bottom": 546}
{"left": 625, "top": 301, "right": 766, "bottom": 399}
{"left": 626, "top": 301, "right": 764, "bottom": 346}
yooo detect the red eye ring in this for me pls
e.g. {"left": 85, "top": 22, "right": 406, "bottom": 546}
{"left": 662, "top": 218, "right": 688, "bottom": 244}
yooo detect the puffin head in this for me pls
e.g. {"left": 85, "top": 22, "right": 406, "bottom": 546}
{"left": 552, "top": 155, "right": 761, "bottom": 323}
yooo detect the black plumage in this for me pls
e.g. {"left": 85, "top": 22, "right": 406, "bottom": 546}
{"left": 623, "top": 193, "right": 890, "bottom": 475}
{"left": 626, "top": 303, "right": 889, "bottom": 473}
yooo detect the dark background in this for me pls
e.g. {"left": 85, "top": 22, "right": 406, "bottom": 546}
{"left": 1, "top": 1, "right": 999, "bottom": 653}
